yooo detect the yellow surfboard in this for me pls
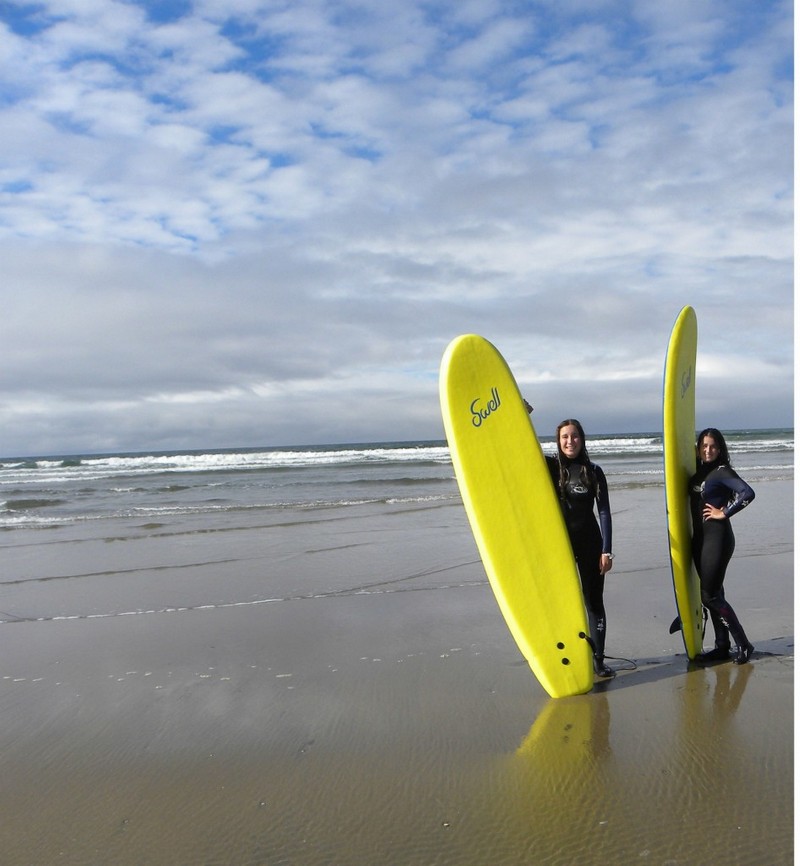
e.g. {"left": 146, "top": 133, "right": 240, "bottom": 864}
{"left": 663, "top": 306, "right": 703, "bottom": 659}
{"left": 439, "top": 334, "right": 593, "bottom": 698}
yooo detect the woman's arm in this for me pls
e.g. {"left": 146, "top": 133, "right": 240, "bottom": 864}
{"left": 594, "top": 464, "right": 612, "bottom": 553}
{"left": 721, "top": 472, "right": 755, "bottom": 517}
{"left": 703, "top": 467, "right": 755, "bottom": 520}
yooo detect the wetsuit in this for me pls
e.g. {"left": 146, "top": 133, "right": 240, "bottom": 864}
{"left": 547, "top": 456, "right": 612, "bottom": 664}
{"left": 689, "top": 462, "right": 755, "bottom": 653}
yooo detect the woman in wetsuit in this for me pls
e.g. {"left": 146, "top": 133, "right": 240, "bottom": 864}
{"left": 690, "top": 428, "right": 755, "bottom": 665}
{"left": 546, "top": 419, "right": 615, "bottom": 678}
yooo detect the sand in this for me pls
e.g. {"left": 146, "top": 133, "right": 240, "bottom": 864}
{"left": 0, "top": 480, "right": 793, "bottom": 865}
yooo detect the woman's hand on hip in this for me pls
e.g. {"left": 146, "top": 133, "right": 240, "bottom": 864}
{"left": 703, "top": 504, "right": 726, "bottom": 521}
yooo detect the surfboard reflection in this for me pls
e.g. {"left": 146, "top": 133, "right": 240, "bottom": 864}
{"left": 517, "top": 694, "right": 611, "bottom": 764}
{"left": 503, "top": 659, "right": 774, "bottom": 864}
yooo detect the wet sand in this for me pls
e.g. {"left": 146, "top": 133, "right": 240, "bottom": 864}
{"left": 0, "top": 481, "right": 793, "bottom": 865}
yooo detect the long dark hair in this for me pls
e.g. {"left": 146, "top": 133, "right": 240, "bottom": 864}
{"left": 555, "top": 418, "right": 597, "bottom": 497}
{"left": 695, "top": 427, "right": 732, "bottom": 472}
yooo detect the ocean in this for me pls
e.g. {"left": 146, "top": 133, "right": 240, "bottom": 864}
{"left": 0, "top": 429, "right": 793, "bottom": 531}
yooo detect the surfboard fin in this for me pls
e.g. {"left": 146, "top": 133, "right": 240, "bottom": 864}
{"left": 669, "top": 616, "right": 682, "bottom": 634}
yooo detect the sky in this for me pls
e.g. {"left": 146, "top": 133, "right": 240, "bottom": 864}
{"left": 0, "top": 0, "right": 793, "bottom": 457}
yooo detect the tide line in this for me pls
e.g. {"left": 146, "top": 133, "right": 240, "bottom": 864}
{"left": 0, "top": 575, "right": 486, "bottom": 625}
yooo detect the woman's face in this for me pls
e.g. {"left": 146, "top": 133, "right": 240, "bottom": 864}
{"left": 699, "top": 434, "right": 720, "bottom": 464}
{"left": 559, "top": 424, "right": 583, "bottom": 459}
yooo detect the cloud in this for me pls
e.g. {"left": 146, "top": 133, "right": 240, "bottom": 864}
{"left": 0, "top": 0, "right": 792, "bottom": 456}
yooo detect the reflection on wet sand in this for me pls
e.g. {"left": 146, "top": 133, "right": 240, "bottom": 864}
{"left": 505, "top": 654, "right": 791, "bottom": 866}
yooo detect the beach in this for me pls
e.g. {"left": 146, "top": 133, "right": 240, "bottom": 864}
{"left": 0, "top": 448, "right": 793, "bottom": 865}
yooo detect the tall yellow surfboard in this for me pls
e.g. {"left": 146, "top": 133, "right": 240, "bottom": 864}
{"left": 663, "top": 306, "right": 703, "bottom": 659}
{"left": 439, "top": 334, "right": 593, "bottom": 698}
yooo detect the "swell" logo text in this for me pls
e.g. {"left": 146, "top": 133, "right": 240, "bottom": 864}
{"left": 470, "top": 387, "right": 501, "bottom": 427}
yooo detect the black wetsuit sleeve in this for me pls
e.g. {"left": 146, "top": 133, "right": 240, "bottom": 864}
{"left": 719, "top": 468, "right": 755, "bottom": 518}
{"left": 594, "top": 464, "right": 612, "bottom": 553}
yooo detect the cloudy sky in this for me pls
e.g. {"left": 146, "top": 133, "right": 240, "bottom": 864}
{"left": 0, "top": 0, "right": 793, "bottom": 457}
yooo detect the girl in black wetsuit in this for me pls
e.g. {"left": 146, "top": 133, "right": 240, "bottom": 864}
{"left": 546, "top": 419, "right": 615, "bottom": 678}
{"left": 690, "top": 428, "right": 755, "bottom": 665}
